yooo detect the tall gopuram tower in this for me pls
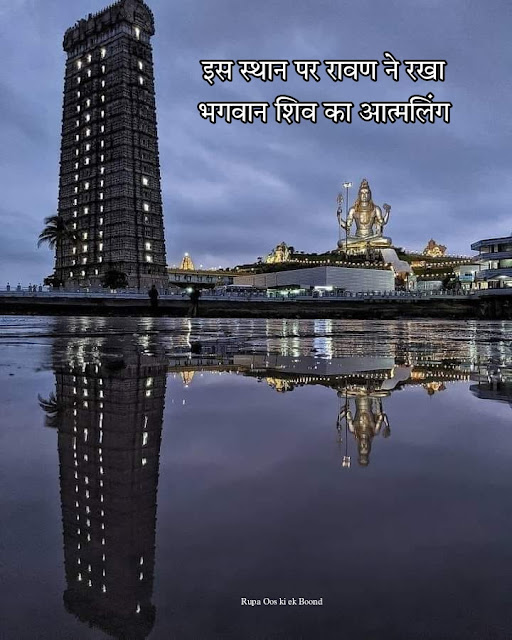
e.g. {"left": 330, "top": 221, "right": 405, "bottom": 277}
{"left": 57, "top": 0, "right": 167, "bottom": 291}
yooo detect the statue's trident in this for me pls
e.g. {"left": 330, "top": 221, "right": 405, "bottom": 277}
{"left": 336, "top": 192, "right": 344, "bottom": 242}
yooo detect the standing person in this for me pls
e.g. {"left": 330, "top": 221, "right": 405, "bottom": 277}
{"left": 188, "top": 286, "right": 201, "bottom": 317}
{"left": 148, "top": 284, "right": 159, "bottom": 313}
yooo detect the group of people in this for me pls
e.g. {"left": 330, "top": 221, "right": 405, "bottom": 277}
{"left": 148, "top": 284, "right": 201, "bottom": 317}
{"left": 5, "top": 283, "right": 42, "bottom": 292}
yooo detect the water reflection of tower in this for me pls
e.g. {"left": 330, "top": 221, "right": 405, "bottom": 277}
{"left": 47, "top": 333, "right": 167, "bottom": 639}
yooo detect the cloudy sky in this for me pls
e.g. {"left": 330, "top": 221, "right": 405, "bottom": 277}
{"left": 1, "top": 0, "right": 511, "bottom": 283}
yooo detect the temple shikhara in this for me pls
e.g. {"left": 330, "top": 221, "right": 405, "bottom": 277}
{"left": 56, "top": 0, "right": 167, "bottom": 290}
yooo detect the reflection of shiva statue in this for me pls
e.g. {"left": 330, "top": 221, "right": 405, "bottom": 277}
{"left": 337, "top": 388, "right": 391, "bottom": 467}
{"left": 337, "top": 178, "right": 392, "bottom": 253}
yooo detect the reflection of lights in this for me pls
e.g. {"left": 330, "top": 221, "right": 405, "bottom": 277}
{"left": 342, "top": 456, "right": 351, "bottom": 468}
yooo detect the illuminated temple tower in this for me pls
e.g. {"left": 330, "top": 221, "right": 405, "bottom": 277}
{"left": 44, "top": 328, "right": 167, "bottom": 637}
{"left": 57, "top": 0, "right": 167, "bottom": 290}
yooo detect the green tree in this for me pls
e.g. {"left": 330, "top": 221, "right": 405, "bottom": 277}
{"left": 442, "top": 274, "right": 456, "bottom": 290}
{"left": 43, "top": 273, "right": 63, "bottom": 289}
{"left": 102, "top": 269, "right": 128, "bottom": 290}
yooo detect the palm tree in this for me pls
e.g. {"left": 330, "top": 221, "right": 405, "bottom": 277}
{"left": 37, "top": 215, "right": 76, "bottom": 250}
{"left": 38, "top": 392, "right": 65, "bottom": 429}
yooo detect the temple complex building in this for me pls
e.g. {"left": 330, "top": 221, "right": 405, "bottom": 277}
{"left": 423, "top": 239, "right": 447, "bottom": 258}
{"left": 56, "top": 0, "right": 167, "bottom": 290}
{"left": 179, "top": 253, "right": 195, "bottom": 271}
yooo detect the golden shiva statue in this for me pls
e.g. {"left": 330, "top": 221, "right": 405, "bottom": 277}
{"left": 337, "top": 178, "right": 392, "bottom": 252}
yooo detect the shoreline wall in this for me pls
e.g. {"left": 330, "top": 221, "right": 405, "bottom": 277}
{"left": 2, "top": 294, "right": 511, "bottom": 319}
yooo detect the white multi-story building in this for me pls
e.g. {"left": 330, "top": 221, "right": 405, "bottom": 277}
{"left": 471, "top": 235, "right": 512, "bottom": 289}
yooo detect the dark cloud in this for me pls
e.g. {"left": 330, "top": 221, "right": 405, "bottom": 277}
{"left": 0, "top": 0, "right": 511, "bottom": 283}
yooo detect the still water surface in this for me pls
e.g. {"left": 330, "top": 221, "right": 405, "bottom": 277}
{"left": 1, "top": 317, "right": 511, "bottom": 639}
